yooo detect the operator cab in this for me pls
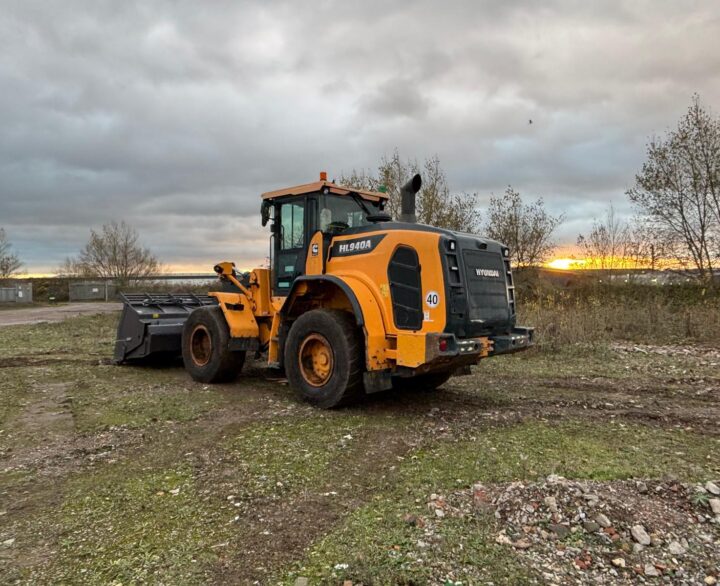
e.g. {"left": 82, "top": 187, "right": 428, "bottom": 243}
{"left": 261, "top": 173, "right": 389, "bottom": 295}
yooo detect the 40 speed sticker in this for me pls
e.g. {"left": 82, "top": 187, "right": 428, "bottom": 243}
{"left": 425, "top": 291, "right": 440, "bottom": 308}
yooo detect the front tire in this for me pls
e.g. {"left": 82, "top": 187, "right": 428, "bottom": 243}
{"left": 182, "top": 306, "right": 245, "bottom": 383}
{"left": 284, "top": 309, "right": 364, "bottom": 408}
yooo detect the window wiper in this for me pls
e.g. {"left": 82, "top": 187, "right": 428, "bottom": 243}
{"left": 349, "top": 192, "right": 372, "bottom": 217}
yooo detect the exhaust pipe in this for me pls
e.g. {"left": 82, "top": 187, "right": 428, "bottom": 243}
{"left": 399, "top": 173, "right": 422, "bottom": 223}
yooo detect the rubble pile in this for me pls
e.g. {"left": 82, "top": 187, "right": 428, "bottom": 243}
{"left": 430, "top": 475, "right": 720, "bottom": 584}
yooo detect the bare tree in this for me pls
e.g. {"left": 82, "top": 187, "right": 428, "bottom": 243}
{"left": 61, "top": 221, "right": 159, "bottom": 286}
{"left": 485, "top": 187, "right": 563, "bottom": 267}
{"left": 0, "top": 228, "right": 23, "bottom": 280}
{"left": 339, "top": 151, "right": 482, "bottom": 233}
{"left": 577, "top": 204, "right": 631, "bottom": 271}
{"left": 627, "top": 95, "right": 720, "bottom": 281}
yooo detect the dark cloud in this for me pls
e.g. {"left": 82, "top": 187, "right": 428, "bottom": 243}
{"left": 0, "top": 0, "right": 719, "bottom": 271}
{"left": 358, "top": 78, "right": 431, "bottom": 120}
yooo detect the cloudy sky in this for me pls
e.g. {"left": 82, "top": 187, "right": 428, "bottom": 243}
{"left": 1, "top": 1, "right": 719, "bottom": 273}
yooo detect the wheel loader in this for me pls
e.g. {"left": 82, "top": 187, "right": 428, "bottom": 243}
{"left": 114, "top": 172, "right": 534, "bottom": 408}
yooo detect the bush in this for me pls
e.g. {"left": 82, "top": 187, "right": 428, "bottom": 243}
{"left": 516, "top": 279, "right": 719, "bottom": 349}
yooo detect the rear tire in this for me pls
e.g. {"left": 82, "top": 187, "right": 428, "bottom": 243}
{"left": 392, "top": 371, "right": 452, "bottom": 392}
{"left": 284, "top": 309, "right": 364, "bottom": 408}
{"left": 182, "top": 306, "right": 245, "bottom": 383}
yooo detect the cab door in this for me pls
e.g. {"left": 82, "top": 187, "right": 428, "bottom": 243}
{"left": 273, "top": 197, "right": 310, "bottom": 296}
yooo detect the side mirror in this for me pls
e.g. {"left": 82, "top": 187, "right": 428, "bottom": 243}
{"left": 261, "top": 200, "right": 272, "bottom": 227}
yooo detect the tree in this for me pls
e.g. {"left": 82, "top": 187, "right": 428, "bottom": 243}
{"left": 0, "top": 228, "right": 22, "bottom": 279}
{"left": 627, "top": 95, "right": 720, "bottom": 280}
{"left": 60, "top": 221, "right": 159, "bottom": 285}
{"left": 339, "top": 151, "right": 482, "bottom": 233}
{"left": 485, "top": 187, "right": 563, "bottom": 267}
{"left": 577, "top": 204, "right": 631, "bottom": 271}
{"left": 623, "top": 218, "right": 671, "bottom": 273}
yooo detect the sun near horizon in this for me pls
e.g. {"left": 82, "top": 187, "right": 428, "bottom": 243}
{"left": 545, "top": 258, "right": 588, "bottom": 270}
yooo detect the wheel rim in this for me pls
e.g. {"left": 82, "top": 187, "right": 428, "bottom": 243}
{"left": 190, "top": 324, "right": 212, "bottom": 367}
{"left": 298, "top": 333, "right": 334, "bottom": 387}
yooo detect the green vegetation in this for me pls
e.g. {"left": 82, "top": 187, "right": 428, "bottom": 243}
{"left": 33, "top": 466, "right": 231, "bottom": 585}
{"left": 223, "top": 416, "right": 390, "bottom": 498}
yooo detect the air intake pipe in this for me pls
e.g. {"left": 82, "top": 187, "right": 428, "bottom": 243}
{"left": 399, "top": 173, "right": 422, "bottom": 223}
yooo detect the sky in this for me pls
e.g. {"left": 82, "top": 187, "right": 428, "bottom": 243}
{"left": 1, "top": 1, "right": 719, "bottom": 274}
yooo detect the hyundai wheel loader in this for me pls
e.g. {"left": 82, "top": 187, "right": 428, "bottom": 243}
{"left": 114, "top": 172, "right": 534, "bottom": 408}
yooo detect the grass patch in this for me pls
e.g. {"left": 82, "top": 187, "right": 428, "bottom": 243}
{"left": 410, "top": 420, "right": 719, "bottom": 485}
{"left": 68, "top": 365, "right": 225, "bottom": 432}
{"left": 223, "top": 414, "right": 402, "bottom": 499}
{"left": 0, "top": 312, "right": 118, "bottom": 359}
{"left": 24, "top": 466, "right": 233, "bottom": 585}
{"left": 479, "top": 342, "right": 720, "bottom": 380}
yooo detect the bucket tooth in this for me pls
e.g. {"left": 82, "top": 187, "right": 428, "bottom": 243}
{"left": 113, "top": 293, "right": 218, "bottom": 363}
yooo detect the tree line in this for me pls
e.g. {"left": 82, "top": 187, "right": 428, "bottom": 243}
{"left": 1, "top": 95, "right": 718, "bottom": 283}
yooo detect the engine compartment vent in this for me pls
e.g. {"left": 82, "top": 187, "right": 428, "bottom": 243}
{"left": 388, "top": 245, "right": 423, "bottom": 330}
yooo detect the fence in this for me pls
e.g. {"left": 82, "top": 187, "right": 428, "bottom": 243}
{"left": 68, "top": 282, "right": 118, "bottom": 302}
{"left": 0, "top": 283, "right": 33, "bottom": 303}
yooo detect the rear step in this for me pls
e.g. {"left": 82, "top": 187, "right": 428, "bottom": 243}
{"left": 113, "top": 293, "right": 218, "bottom": 363}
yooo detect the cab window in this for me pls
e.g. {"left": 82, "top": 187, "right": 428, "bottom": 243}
{"left": 318, "top": 194, "right": 380, "bottom": 232}
{"left": 280, "top": 202, "right": 305, "bottom": 249}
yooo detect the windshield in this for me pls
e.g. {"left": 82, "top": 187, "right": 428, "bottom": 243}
{"left": 318, "top": 194, "right": 381, "bottom": 232}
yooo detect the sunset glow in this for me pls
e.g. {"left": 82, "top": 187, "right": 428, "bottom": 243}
{"left": 546, "top": 258, "right": 587, "bottom": 270}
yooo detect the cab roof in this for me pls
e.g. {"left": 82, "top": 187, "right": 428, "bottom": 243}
{"left": 261, "top": 179, "right": 389, "bottom": 203}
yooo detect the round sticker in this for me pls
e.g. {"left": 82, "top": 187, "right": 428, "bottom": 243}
{"left": 425, "top": 291, "right": 440, "bottom": 308}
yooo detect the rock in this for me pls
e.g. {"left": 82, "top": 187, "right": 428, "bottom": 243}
{"left": 2, "top": 538, "right": 15, "bottom": 547}
{"left": 636, "top": 481, "right": 648, "bottom": 494}
{"left": 434, "top": 508, "right": 445, "bottom": 518}
{"left": 583, "top": 521, "right": 600, "bottom": 533}
{"left": 644, "top": 563, "right": 659, "bottom": 577}
{"left": 549, "top": 524, "right": 570, "bottom": 539}
{"left": 294, "top": 578, "right": 309, "bottom": 586}
{"left": 633, "top": 543, "right": 645, "bottom": 553}
{"left": 612, "top": 557, "right": 626, "bottom": 568}
{"left": 495, "top": 533, "right": 512, "bottom": 545}
{"left": 705, "top": 577, "right": 717, "bottom": 586}
{"left": 403, "top": 514, "right": 418, "bottom": 526}
{"left": 544, "top": 495, "right": 558, "bottom": 513}
{"left": 706, "top": 481, "right": 720, "bottom": 495}
{"left": 472, "top": 483, "right": 490, "bottom": 506}
{"left": 584, "top": 493, "right": 600, "bottom": 506}
{"left": 630, "top": 525, "right": 651, "bottom": 546}
{"left": 595, "top": 513, "right": 611, "bottom": 528}
{"left": 709, "top": 498, "right": 720, "bottom": 515}
{"left": 667, "top": 540, "right": 686, "bottom": 556}
{"left": 513, "top": 538, "right": 532, "bottom": 549}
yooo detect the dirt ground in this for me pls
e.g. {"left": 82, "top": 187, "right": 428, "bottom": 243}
{"left": 0, "top": 313, "right": 718, "bottom": 585}
{"left": 0, "top": 302, "right": 122, "bottom": 327}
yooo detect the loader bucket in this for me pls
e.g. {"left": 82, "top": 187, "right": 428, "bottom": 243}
{"left": 113, "top": 293, "right": 218, "bottom": 363}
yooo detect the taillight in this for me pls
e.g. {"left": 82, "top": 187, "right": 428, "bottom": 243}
{"left": 439, "top": 338, "right": 449, "bottom": 352}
